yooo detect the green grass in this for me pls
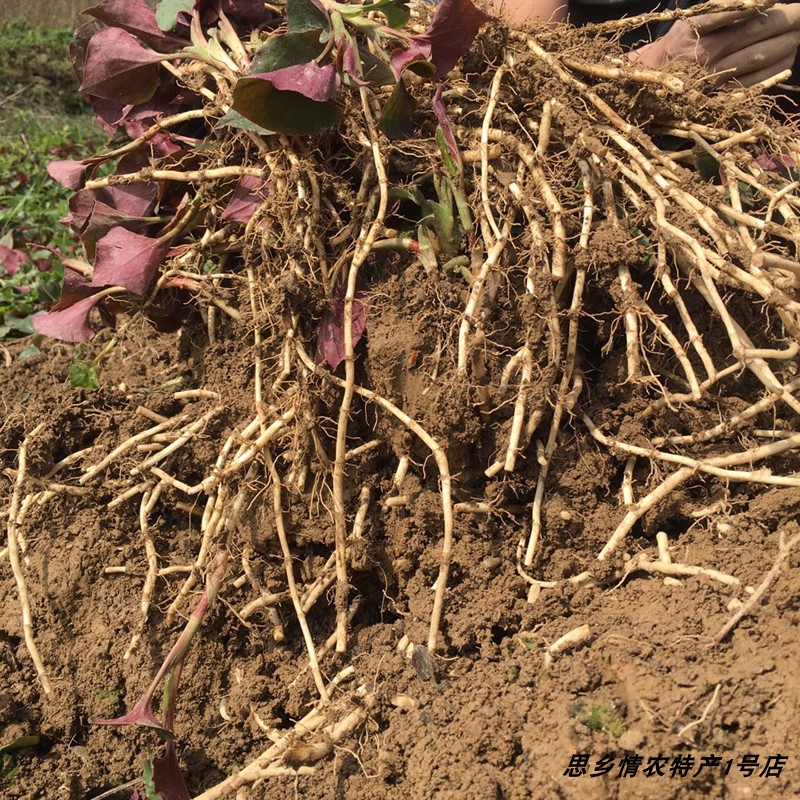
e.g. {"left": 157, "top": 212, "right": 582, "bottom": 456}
{"left": 0, "top": 21, "right": 100, "bottom": 341}
{"left": 0, "top": 21, "right": 87, "bottom": 115}
{"left": 572, "top": 703, "right": 626, "bottom": 737}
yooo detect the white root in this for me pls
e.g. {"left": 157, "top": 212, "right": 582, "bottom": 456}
{"left": 6, "top": 425, "right": 51, "bottom": 694}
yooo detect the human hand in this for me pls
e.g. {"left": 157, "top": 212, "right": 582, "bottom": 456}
{"left": 631, "top": 3, "right": 800, "bottom": 86}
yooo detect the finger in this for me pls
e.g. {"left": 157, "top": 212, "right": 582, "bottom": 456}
{"left": 690, "top": 1, "right": 776, "bottom": 35}
{"left": 712, "top": 29, "right": 800, "bottom": 78}
{"left": 723, "top": 49, "right": 797, "bottom": 86}
{"left": 691, "top": 0, "right": 800, "bottom": 35}
{"left": 701, "top": 7, "right": 800, "bottom": 60}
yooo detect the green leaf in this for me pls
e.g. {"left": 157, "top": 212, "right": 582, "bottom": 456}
{"left": 415, "top": 226, "right": 438, "bottom": 272}
{"left": 1, "top": 735, "right": 41, "bottom": 755}
{"left": 217, "top": 109, "right": 273, "bottom": 135}
{"left": 426, "top": 199, "right": 455, "bottom": 252}
{"left": 389, "top": 186, "right": 423, "bottom": 205}
{"left": 232, "top": 79, "right": 339, "bottom": 135}
{"left": 695, "top": 153, "right": 719, "bottom": 182}
{"left": 0, "top": 315, "right": 35, "bottom": 339}
{"left": 361, "top": 51, "right": 395, "bottom": 86}
{"left": 69, "top": 359, "right": 100, "bottom": 390}
{"left": 384, "top": 0, "right": 411, "bottom": 28}
{"left": 156, "top": 0, "right": 193, "bottom": 32}
{"left": 436, "top": 127, "right": 459, "bottom": 177}
{"left": 250, "top": 30, "right": 325, "bottom": 73}
{"left": 379, "top": 79, "right": 416, "bottom": 140}
{"left": 406, "top": 60, "right": 436, "bottom": 78}
{"left": 17, "top": 345, "right": 40, "bottom": 361}
{"left": 287, "top": 0, "right": 331, "bottom": 33}
{"left": 142, "top": 756, "right": 164, "bottom": 800}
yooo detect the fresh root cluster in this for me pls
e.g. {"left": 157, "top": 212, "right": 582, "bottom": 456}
{"left": 5, "top": 0, "right": 800, "bottom": 794}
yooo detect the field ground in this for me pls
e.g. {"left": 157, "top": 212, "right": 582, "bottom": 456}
{"left": 2, "top": 299, "right": 799, "bottom": 800}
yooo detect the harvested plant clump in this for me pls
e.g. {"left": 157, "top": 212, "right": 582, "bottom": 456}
{"left": 5, "top": 0, "right": 800, "bottom": 796}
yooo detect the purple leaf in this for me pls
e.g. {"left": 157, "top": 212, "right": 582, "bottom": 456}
{"left": 102, "top": 182, "right": 159, "bottom": 218}
{"left": 220, "top": 175, "right": 269, "bottom": 222}
{"left": 68, "top": 181, "right": 159, "bottom": 232}
{"left": 390, "top": 41, "right": 432, "bottom": 80}
{"left": 91, "top": 696, "right": 171, "bottom": 738}
{"left": 65, "top": 184, "right": 159, "bottom": 254}
{"left": 197, "top": 0, "right": 273, "bottom": 26}
{"left": 90, "top": 228, "right": 171, "bottom": 295}
{"left": 315, "top": 282, "right": 367, "bottom": 371}
{"left": 89, "top": 80, "right": 198, "bottom": 136}
{"left": 47, "top": 160, "right": 93, "bottom": 190}
{"left": 756, "top": 153, "right": 796, "bottom": 178}
{"left": 88, "top": 97, "right": 130, "bottom": 135}
{"left": 32, "top": 293, "right": 105, "bottom": 342}
{"left": 340, "top": 37, "right": 369, "bottom": 86}
{"left": 250, "top": 62, "right": 339, "bottom": 102}
{"left": 59, "top": 265, "right": 98, "bottom": 306}
{"left": 0, "top": 244, "right": 29, "bottom": 276}
{"left": 79, "top": 28, "right": 164, "bottom": 104}
{"left": 85, "top": 0, "right": 188, "bottom": 51}
{"left": 406, "top": 0, "right": 492, "bottom": 80}
{"left": 432, "top": 85, "right": 461, "bottom": 170}
{"left": 153, "top": 743, "right": 191, "bottom": 800}
{"left": 71, "top": 20, "right": 104, "bottom": 87}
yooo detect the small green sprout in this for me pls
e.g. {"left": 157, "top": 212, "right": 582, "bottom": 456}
{"left": 572, "top": 703, "right": 626, "bottom": 737}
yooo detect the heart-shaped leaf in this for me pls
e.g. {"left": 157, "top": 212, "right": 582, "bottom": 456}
{"left": 404, "top": 0, "right": 492, "bottom": 81}
{"left": 379, "top": 79, "right": 417, "bottom": 140}
{"left": 221, "top": 175, "right": 269, "bottom": 222}
{"left": 315, "top": 282, "right": 367, "bottom": 371}
{"left": 65, "top": 183, "right": 159, "bottom": 255}
{"left": 47, "top": 159, "right": 94, "bottom": 190}
{"left": 79, "top": 28, "right": 164, "bottom": 104}
{"left": 250, "top": 30, "right": 325, "bottom": 73}
{"left": 90, "top": 228, "right": 171, "bottom": 295}
{"left": 86, "top": 0, "right": 188, "bottom": 50}
{"left": 232, "top": 64, "right": 340, "bottom": 135}
{"left": 287, "top": 0, "right": 330, "bottom": 33}
{"left": 32, "top": 293, "right": 105, "bottom": 342}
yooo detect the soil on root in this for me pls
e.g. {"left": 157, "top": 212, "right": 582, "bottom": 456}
{"left": 2, "top": 304, "right": 800, "bottom": 800}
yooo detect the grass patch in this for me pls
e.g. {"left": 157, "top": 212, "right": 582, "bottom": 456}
{"left": 572, "top": 703, "right": 626, "bottom": 737}
{"left": 0, "top": 21, "right": 87, "bottom": 115}
{"left": 0, "top": 22, "right": 100, "bottom": 341}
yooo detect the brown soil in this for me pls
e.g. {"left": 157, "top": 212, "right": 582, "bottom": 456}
{"left": 3, "top": 293, "right": 799, "bottom": 800}
{"left": 3, "top": 19, "right": 800, "bottom": 800}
